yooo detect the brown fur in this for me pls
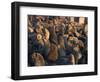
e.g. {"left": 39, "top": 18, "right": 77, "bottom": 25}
{"left": 48, "top": 43, "right": 58, "bottom": 62}
{"left": 58, "top": 35, "right": 65, "bottom": 49}
{"left": 32, "top": 52, "right": 45, "bottom": 66}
